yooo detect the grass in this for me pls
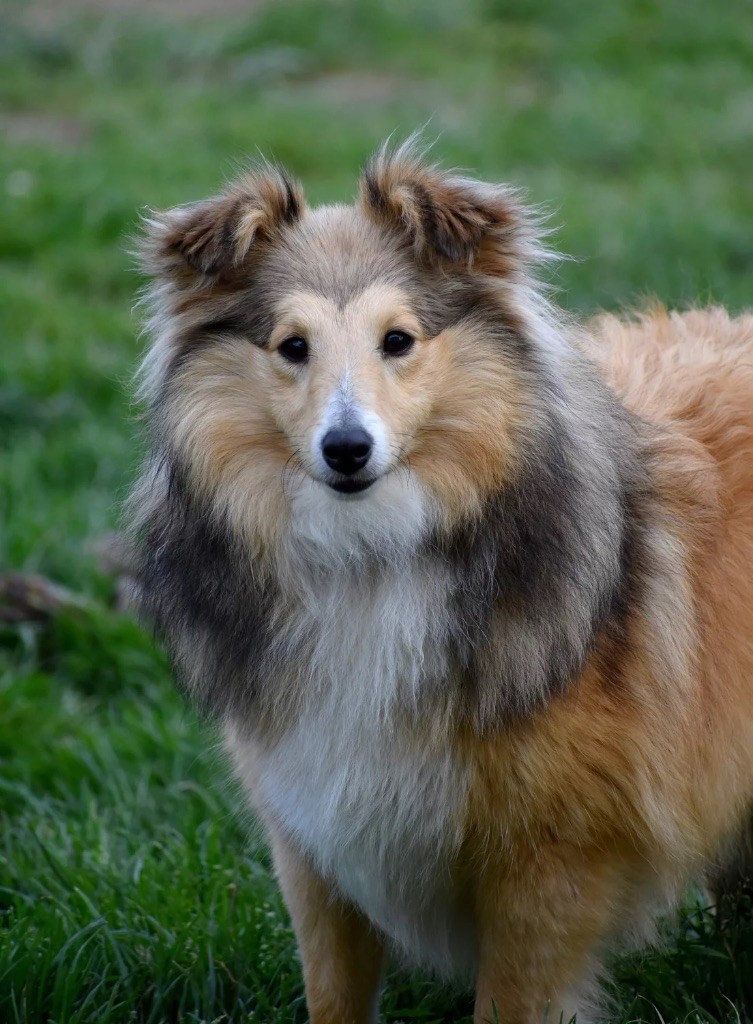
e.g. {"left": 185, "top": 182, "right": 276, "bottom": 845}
{"left": 1, "top": 0, "right": 753, "bottom": 1019}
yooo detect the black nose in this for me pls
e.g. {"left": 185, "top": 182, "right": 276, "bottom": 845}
{"left": 322, "top": 428, "right": 373, "bottom": 476}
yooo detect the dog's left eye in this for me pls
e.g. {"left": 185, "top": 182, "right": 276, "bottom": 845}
{"left": 382, "top": 330, "right": 414, "bottom": 357}
{"left": 278, "top": 336, "right": 309, "bottom": 363}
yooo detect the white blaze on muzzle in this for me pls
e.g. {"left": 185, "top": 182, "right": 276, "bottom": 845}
{"left": 313, "top": 375, "right": 390, "bottom": 481}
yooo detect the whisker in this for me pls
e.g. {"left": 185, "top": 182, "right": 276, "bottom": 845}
{"left": 280, "top": 449, "right": 305, "bottom": 502}
{"left": 401, "top": 454, "right": 414, "bottom": 481}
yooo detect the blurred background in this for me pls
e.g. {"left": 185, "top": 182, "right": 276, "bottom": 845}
{"left": 1, "top": 1, "right": 752, "bottom": 1021}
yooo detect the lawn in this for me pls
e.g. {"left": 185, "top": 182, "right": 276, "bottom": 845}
{"left": 1, "top": 0, "right": 753, "bottom": 1021}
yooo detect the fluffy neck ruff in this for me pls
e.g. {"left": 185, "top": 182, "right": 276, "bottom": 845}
{"left": 134, "top": 344, "right": 648, "bottom": 734}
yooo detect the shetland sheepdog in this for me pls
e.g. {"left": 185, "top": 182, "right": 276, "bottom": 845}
{"left": 130, "top": 141, "right": 753, "bottom": 1024}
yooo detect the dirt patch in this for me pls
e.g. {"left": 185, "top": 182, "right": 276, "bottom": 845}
{"left": 20, "top": 0, "right": 267, "bottom": 26}
{"left": 1, "top": 112, "right": 89, "bottom": 148}
{"left": 297, "top": 71, "right": 404, "bottom": 106}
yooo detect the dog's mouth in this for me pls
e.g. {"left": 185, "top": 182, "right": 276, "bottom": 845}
{"left": 328, "top": 477, "right": 376, "bottom": 495}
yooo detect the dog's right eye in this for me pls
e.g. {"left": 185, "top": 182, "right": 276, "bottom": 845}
{"left": 278, "top": 336, "right": 309, "bottom": 363}
{"left": 382, "top": 330, "right": 414, "bottom": 357}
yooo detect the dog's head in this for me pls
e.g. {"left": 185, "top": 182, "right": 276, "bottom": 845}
{"left": 139, "top": 143, "right": 556, "bottom": 558}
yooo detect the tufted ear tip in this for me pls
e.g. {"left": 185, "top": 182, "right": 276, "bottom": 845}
{"left": 360, "top": 139, "right": 541, "bottom": 277}
{"left": 140, "top": 165, "right": 305, "bottom": 284}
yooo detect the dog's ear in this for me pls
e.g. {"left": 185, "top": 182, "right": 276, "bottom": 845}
{"left": 141, "top": 166, "right": 305, "bottom": 284}
{"left": 360, "top": 142, "right": 538, "bottom": 277}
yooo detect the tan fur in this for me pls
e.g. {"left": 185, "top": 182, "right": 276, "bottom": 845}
{"left": 163, "top": 338, "right": 292, "bottom": 556}
{"left": 269, "top": 828, "right": 385, "bottom": 1024}
{"left": 409, "top": 320, "right": 527, "bottom": 523}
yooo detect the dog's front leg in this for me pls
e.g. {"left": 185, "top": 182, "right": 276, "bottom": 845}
{"left": 472, "top": 846, "right": 619, "bottom": 1024}
{"left": 269, "top": 828, "right": 385, "bottom": 1024}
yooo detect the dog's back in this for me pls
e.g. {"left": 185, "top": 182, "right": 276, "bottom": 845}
{"left": 592, "top": 306, "right": 753, "bottom": 879}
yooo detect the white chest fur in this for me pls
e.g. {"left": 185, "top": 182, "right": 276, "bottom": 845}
{"left": 225, "top": 516, "right": 474, "bottom": 975}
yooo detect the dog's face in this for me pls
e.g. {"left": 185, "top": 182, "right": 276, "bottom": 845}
{"left": 246, "top": 276, "right": 439, "bottom": 498}
{"left": 141, "top": 146, "right": 549, "bottom": 555}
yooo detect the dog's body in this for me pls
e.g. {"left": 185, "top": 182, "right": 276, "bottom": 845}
{"left": 131, "top": 144, "right": 753, "bottom": 1023}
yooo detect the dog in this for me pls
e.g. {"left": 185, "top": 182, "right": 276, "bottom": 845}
{"left": 130, "top": 140, "right": 753, "bottom": 1023}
